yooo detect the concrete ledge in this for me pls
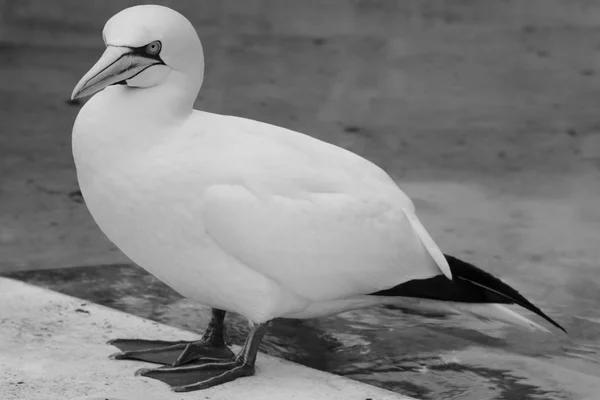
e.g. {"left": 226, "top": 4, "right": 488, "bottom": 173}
{"left": 0, "top": 277, "right": 413, "bottom": 400}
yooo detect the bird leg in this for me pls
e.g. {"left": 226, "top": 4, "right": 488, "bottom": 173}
{"left": 108, "top": 308, "right": 234, "bottom": 366}
{"left": 135, "top": 321, "right": 269, "bottom": 392}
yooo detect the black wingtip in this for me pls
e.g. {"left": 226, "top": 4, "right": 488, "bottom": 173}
{"left": 445, "top": 255, "right": 567, "bottom": 334}
{"left": 370, "top": 254, "right": 567, "bottom": 334}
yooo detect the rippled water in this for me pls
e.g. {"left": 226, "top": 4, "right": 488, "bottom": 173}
{"left": 6, "top": 264, "right": 600, "bottom": 400}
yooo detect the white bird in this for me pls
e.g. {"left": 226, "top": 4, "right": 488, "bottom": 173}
{"left": 71, "top": 4, "right": 565, "bottom": 392}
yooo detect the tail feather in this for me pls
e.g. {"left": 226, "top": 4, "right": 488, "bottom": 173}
{"left": 451, "top": 303, "right": 551, "bottom": 333}
{"left": 371, "top": 254, "right": 566, "bottom": 333}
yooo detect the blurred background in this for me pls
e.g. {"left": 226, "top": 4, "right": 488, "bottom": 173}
{"left": 1, "top": 1, "right": 600, "bottom": 399}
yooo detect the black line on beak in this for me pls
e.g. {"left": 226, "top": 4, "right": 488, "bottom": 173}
{"left": 106, "top": 43, "right": 166, "bottom": 87}
{"left": 121, "top": 63, "right": 163, "bottom": 84}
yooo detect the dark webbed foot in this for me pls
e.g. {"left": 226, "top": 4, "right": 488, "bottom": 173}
{"left": 137, "top": 360, "right": 255, "bottom": 392}
{"left": 108, "top": 309, "right": 233, "bottom": 366}
{"left": 136, "top": 322, "right": 269, "bottom": 391}
{"left": 108, "top": 338, "right": 235, "bottom": 366}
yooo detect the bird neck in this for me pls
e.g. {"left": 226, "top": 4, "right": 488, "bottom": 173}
{"left": 124, "top": 70, "right": 201, "bottom": 117}
{"left": 72, "top": 81, "right": 195, "bottom": 173}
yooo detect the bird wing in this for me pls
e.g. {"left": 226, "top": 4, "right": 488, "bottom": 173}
{"left": 402, "top": 208, "right": 452, "bottom": 279}
{"left": 190, "top": 114, "right": 451, "bottom": 302}
{"left": 202, "top": 174, "right": 451, "bottom": 302}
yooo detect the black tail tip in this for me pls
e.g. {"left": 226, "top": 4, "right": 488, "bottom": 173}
{"left": 445, "top": 255, "right": 567, "bottom": 334}
{"left": 370, "top": 254, "right": 567, "bottom": 334}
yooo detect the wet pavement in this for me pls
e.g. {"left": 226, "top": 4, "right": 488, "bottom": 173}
{"left": 5, "top": 263, "right": 600, "bottom": 400}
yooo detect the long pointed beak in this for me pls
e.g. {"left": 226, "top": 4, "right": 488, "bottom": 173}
{"left": 71, "top": 46, "right": 161, "bottom": 100}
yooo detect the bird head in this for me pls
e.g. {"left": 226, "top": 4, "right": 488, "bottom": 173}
{"left": 71, "top": 5, "right": 204, "bottom": 101}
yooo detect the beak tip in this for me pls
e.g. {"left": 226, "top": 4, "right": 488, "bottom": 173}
{"left": 70, "top": 45, "right": 144, "bottom": 101}
{"left": 71, "top": 86, "right": 83, "bottom": 101}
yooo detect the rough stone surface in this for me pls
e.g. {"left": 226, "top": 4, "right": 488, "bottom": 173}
{"left": 0, "top": 277, "right": 411, "bottom": 400}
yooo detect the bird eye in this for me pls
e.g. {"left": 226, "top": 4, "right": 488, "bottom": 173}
{"left": 145, "top": 41, "right": 161, "bottom": 55}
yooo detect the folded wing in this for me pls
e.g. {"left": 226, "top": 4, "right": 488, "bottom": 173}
{"left": 203, "top": 183, "right": 450, "bottom": 302}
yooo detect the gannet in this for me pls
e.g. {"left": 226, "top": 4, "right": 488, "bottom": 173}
{"left": 71, "top": 4, "right": 565, "bottom": 392}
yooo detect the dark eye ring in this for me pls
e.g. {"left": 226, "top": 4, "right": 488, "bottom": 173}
{"left": 145, "top": 41, "right": 161, "bottom": 55}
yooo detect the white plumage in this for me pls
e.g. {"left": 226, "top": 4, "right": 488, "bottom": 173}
{"left": 72, "top": 5, "right": 553, "bottom": 333}
{"left": 74, "top": 83, "right": 451, "bottom": 322}
{"left": 70, "top": 4, "right": 564, "bottom": 392}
